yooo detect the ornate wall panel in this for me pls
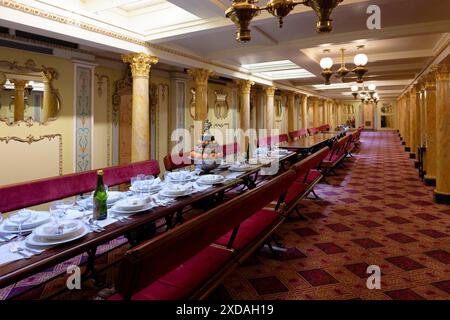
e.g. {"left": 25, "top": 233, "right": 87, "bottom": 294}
{"left": 74, "top": 63, "right": 94, "bottom": 172}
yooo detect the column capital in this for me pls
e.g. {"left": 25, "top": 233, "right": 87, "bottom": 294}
{"left": 432, "top": 63, "right": 450, "bottom": 82}
{"left": 10, "top": 79, "right": 28, "bottom": 89}
{"left": 263, "top": 86, "right": 277, "bottom": 96}
{"left": 187, "top": 68, "right": 214, "bottom": 85}
{"left": 235, "top": 79, "right": 255, "bottom": 94}
{"left": 42, "top": 67, "right": 57, "bottom": 82}
{"left": 122, "top": 52, "right": 159, "bottom": 78}
{"left": 423, "top": 72, "right": 436, "bottom": 91}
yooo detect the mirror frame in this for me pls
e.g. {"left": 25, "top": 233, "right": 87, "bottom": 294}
{"left": 0, "top": 59, "right": 61, "bottom": 127}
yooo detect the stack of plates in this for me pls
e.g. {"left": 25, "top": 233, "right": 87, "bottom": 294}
{"left": 197, "top": 174, "right": 225, "bottom": 185}
{"left": 166, "top": 171, "right": 196, "bottom": 183}
{"left": 26, "top": 220, "right": 88, "bottom": 247}
{"left": 130, "top": 178, "right": 163, "bottom": 194}
{"left": 159, "top": 183, "right": 193, "bottom": 198}
{"left": 0, "top": 211, "right": 51, "bottom": 234}
{"left": 111, "top": 197, "right": 153, "bottom": 214}
{"left": 229, "top": 163, "right": 253, "bottom": 172}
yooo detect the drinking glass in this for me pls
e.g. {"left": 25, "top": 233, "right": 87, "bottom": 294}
{"left": 11, "top": 210, "right": 31, "bottom": 241}
{"left": 131, "top": 176, "right": 143, "bottom": 198}
{"left": 50, "top": 201, "right": 65, "bottom": 226}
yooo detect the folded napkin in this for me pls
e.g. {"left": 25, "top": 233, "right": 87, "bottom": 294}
{"left": 0, "top": 239, "right": 45, "bottom": 267}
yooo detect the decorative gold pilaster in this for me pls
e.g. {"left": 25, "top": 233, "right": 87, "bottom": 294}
{"left": 187, "top": 68, "right": 214, "bottom": 121}
{"left": 312, "top": 97, "right": 320, "bottom": 127}
{"left": 433, "top": 64, "right": 450, "bottom": 204}
{"left": 404, "top": 92, "right": 411, "bottom": 152}
{"left": 301, "top": 95, "right": 308, "bottom": 129}
{"left": 286, "top": 91, "right": 296, "bottom": 134}
{"left": 423, "top": 74, "right": 437, "bottom": 186}
{"left": 11, "top": 79, "right": 27, "bottom": 122}
{"left": 236, "top": 79, "right": 254, "bottom": 152}
{"left": 264, "top": 86, "right": 276, "bottom": 133}
{"left": 42, "top": 68, "right": 57, "bottom": 122}
{"left": 122, "top": 52, "right": 159, "bottom": 162}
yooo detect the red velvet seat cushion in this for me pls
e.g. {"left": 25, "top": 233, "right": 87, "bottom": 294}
{"left": 284, "top": 182, "right": 308, "bottom": 204}
{"left": 214, "top": 209, "right": 280, "bottom": 250}
{"left": 110, "top": 246, "right": 232, "bottom": 300}
{"left": 305, "top": 169, "right": 322, "bottom": 185}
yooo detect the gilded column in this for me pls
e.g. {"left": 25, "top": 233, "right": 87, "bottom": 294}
{"left": 287, "top": 91, "right": 296, "bottom": 134}
{"left": 409, "top": 87, "right": 418, "bottom": 159}
{"left": 423, "top": 74, "right": 436, "bottom": 186}
{"left": 11, "top": 79, "right": 27, "bottom": 122}
{"left": 433, "top": 64, "right": 450, "bottom": 204}
{"left": 264, "top": 86, "right": 276, "bottom": 134}
{"left": 236, "top": 79, "right": 254, "bottom": 151}
{"left": 122, "top": 52, "right": 159, "bottom": 162}
{"left": 312, "top": 97, "right": 320, "bottom": 127}
{"left": 42, "top": 68, "right": 57, "bottom": 122}
{"left": 414, "top": 84, "right": 422, "bottom": 164}
{"left": 188, "top": 68, "right": 213, "bottom": 142}
{"left": 404, "top": 92, "right": 411, "bottom": 152}
{"left": 301, "top": 95, "right": 308, "bottom": 129}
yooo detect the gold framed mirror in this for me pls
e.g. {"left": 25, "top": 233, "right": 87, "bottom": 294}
{"left": 0, "top": 59, "right": 61, "bottom": 126}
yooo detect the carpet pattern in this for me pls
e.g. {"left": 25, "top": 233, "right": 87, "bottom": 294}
{"left": 215, "top": 131, "right": 450, "bottom": 300}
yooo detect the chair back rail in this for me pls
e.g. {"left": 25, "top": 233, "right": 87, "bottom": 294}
{"left": 0, "top": 160, "right": 160, "bottom": 213}
{"left": 289, "top": 129, "right": 308, "bottom": 140}
{"left": 222, "top": 142, "right": 239, "bottom": 157}
{"left": 115, "top": 170, "right": 296, "bottom": 299}
{"left": 257, "top": 134, "right": 288, "bottom": 147}
{"left": 163, "top": 152, "right": 192, "bottom": 172}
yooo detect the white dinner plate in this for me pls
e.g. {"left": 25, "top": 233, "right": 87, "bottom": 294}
{"left": 158, "top": 189, "right": 192, "bottom": 198}
{"left": 34, "top": 220, "right": 83, "bottom": 241}
{"left": 6, "top": 211, "right": 51, "bottom": 230}
{"left": 229, "top": 165, "right": 253, "bottom": 172}
{"left": 110, "top": 202, "right": 154, "bottom": 214}
{"left": 129, "top": 184, "right": 163, "bottom": 193}
{"left": 26, "top": 226, "right": 89, "bottom": 247}
{"left": 197, "top": 175, "right": 225, "bottom": 185}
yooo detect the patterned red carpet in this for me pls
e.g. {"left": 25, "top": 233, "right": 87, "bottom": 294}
{"left": 214, "top": 131, "right": 450, "bottom": 300}
{"left": 2, "top": 131, "right": 449, "bottom": 300}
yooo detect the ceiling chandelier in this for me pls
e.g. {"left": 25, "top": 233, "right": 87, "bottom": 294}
{"left": 225, "top": 0, "right": 344, "bottom": 42}
{"left": 319, "top": 45, "right": 369, "bottom": 85}
{"left": 351, "top": 83, "right": 379, "bottom": 104}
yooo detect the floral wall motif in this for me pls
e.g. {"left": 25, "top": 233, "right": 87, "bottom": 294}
{"left": 75, "top": 65, "right": 93, "bottom": 172}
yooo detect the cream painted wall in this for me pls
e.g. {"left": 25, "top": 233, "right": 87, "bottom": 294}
{"left": 0, "top": 47, "right": 125, "bottom": 185}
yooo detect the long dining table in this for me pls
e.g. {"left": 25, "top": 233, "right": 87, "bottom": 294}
{"left": 278, "top": 132, "right": 343, "bottom": 154}
{"left": 0, "top": 151, "right": 297, "bottom": 294}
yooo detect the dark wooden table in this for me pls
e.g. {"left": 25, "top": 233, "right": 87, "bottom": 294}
{"left": 0, "top": 152, "right": 297, "bottom": 291}
{"left": 278, "top": 132, "right": 344, "bottom": 154}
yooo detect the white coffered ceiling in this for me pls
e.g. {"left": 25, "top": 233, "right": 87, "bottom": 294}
{"left": 1, "top": 0, "right": 449, "bottom": 101}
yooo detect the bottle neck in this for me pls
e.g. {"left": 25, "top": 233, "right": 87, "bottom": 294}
{"left": 97, "top": 174, "right": 104, "bottom": 190}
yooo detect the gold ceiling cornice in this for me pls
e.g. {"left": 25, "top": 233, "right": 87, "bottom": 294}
{"left": 0, "top": 0, "right": 330, "bottom": 100}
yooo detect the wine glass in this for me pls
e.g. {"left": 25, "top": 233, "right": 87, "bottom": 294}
{"left": 50, "top": 201, "right": 65, "bottom": 226}
{"left": 11, "top": 210, "right": 31, "bottom": 241}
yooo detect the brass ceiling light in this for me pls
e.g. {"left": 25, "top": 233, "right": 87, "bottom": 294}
{"left": 337, "top": 48, "right": 349, "bottom": 78}
{"left": 225, "top": 0, "right": 343, "bottom": 42}
{"left": 319, "top": 45, "right": 369, "bottom": 85}
{"left": 304, "top": 0, "right": 343, "bottom": 33}
{"left": 225, "top": 0, "right": 261, "bottom": 42}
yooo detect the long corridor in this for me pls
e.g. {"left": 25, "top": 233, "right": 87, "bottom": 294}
{"left": 218, "top": 131, "right": 450, "bottom": 300}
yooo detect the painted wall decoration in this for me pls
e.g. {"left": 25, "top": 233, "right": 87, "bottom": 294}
{"left": 75, "top": 65, "right": 93, "bottom": 172}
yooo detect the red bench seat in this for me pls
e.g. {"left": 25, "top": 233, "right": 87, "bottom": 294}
{"left": 214, "top": 209, "right": 280, "bottom": 250}
{"left": 110, "top": 246, "right": 232, "bottom": 300}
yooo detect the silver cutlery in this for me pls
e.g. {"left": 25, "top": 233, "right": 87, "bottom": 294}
{"left": 88, "top": 218, "right": 106, "bottom": 231}
{"left": 10, "top": 244, "right": 32, "bottom": 259}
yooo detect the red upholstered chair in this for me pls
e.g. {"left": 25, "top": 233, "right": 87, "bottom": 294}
{"left": 308, "top": 127, "right": 321, "bottom": 135}
{"left": 110, "top": 170, "right": 296, "bottom": 300}
{"left": 0, "top": 160, "right": 160, "bottom": 214}
{"left": 163, "top": 152, "right": 192, "bottom": 172}
{"left": 289, "top": 129, "right": 308, "bottom": 140}
{"left": 320, "top": 135, "right": 351, "bottom": 177}
{"left": 222, "top": 142, "right": 239, "bottom": 157}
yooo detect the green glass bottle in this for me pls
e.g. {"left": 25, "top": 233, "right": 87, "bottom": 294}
{"left": 93, "top": 170, "right": 107, "bottom": 220}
